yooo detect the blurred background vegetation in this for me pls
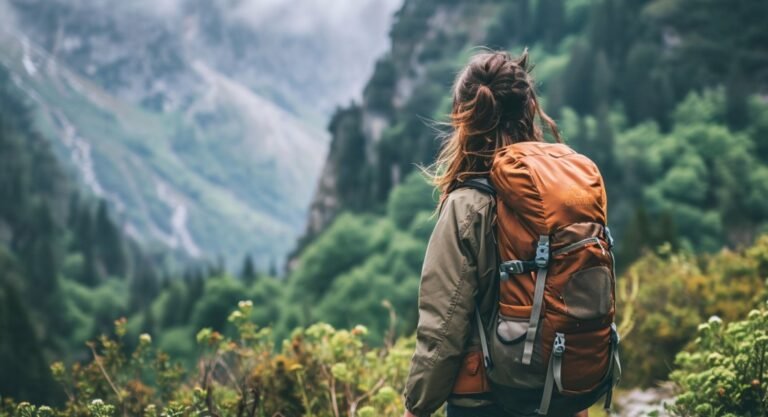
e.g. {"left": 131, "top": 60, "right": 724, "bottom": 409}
{"left": 1, "top": 0, "right": 767, "bottom": 415}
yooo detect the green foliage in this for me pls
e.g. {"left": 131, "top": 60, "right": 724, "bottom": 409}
{"left": 618, "top": 236, "right": 768, "bottom": 386}
{"left": 0, "top": 250, "right": 59, "bottom": 403}
{"left": 0, "top": 65, "right": 152, "bottom": 402}
{"left": 614, "top": 89, "right": 768, "bottom": 253}
{"left": 670, "top": 307, "right": 768, "bottom": 416}
{"left": 4, "top": 236, "right": 768, "bottom": 414}
{"left": 0, "top": 302, "right": 426, "bottom": 417}
{"left": 286, "top": 174, "right": 433, "bottom": 338}
{"left": 288, "top": 214, "right": 388, "bottom": 309}
{"left": 320, "top": 0, "right": 768, "bottom": 272}
{"left": 43, "top": 318, "right": 186, "bottom": 417}
{"left": 386, "top": 172, "right": 437, "bottom": 229}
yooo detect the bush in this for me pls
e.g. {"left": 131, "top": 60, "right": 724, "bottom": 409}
{"left": 669, "top": 306, "right": 768, "bottom": 416}
{"left": 0, "top": 302, "right": 431, "bottom": 417}
{"left": 618, "top": 236, "right": 768, "bottom": 386}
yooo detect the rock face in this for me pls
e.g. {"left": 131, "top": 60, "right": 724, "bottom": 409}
{"left": 0, "top": 0, "right": 400, "bottom": 266}
{"left": 300, "top": 0, "right": 491, "bottom": 245}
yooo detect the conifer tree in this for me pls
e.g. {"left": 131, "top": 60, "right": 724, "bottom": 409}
{"left": 18, "top": 202, "right": 61, "bottom": 299}
{"left": 241, "top": 254, "right": 259, "bottom": 286}
{"left": 0, "top": 251, "right": 59, "bottom": 403}
{"left": 269, "top": 258, "right": 279, "bottom": 278}
{"left": 130, "top": 257, "right": 160, "bottom": 311}
{"left": 535, "top": 0, "right": 565, "bottom": 49}
{"left": 95, "top": 200, "right": 126, "bottom": 277}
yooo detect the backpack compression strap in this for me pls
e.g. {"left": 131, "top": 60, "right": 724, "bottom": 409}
{"left": 522, "top": 235, "right": 550, "bottom": 366}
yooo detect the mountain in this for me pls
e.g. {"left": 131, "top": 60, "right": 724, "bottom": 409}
{"left": 0, "top": 0, "right": 401, "bottom": 266}
{"left": 279, "top": 0, "right": 768, "bottom": 370}
{"left": 301, "top": 0, "right": 768, "bottom": 258}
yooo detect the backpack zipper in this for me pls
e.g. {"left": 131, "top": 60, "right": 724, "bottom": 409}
{"left": 552, "top": 237, "right": 605, "bottom": 256}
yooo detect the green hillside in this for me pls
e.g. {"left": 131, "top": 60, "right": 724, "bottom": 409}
{"left": 287, "top": 0, "right": 768, "bottom": 370}
{"left": 305, "top": 0, "right": 768, "bottom": 261}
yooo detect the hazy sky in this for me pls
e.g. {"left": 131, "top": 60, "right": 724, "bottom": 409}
{"left": 1, "top": 0, "right": 404, "bottom": 118}
{"left": 229, "top": 0, "right": 404, "bottom": 113}
{"left": 130, "top": 0, "right": 404, "bottom": 113}
{"left": 233, "top": 0, "right": 400, "bottom": 36}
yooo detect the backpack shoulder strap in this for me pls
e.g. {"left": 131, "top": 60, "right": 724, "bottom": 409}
{"left": 451, "top": 177, "right": 496, "bottom": 196}
{"left": 452, "top": 176, "right": 496, "bottom": 370}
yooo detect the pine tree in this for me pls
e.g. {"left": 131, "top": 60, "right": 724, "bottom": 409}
{"left": 593, "top": 108, "right": 616, "bottom": 183}
{"left": 485, "top": 0, "right": 531, "bottom": 48}
{"left": 619, "top": 205, "right": 652, "bottom": 266}
{"left": 562, "top": 41, "right": 595, "bottom": 114}
{"left": 592, "top": 50, "right": 614, "bottom": 112}
{"left": 240, "top": 254, "right": 259, "bottom": 286}
{"left": 535, "top": 0, "right": 565, "bottom": 49}
{"left": 130, "top": 257, "right": 160, "bottom": 311}
{"left": 95, "top": 200, "right": 126, "bottom": 277}
{"left": 71, "top": 203, "right": 103, "bottom": 286}
{"left": 18, "top": 202, "right": 61, "bottom": 299}
{"left": 268, "top": 258, "right": 279, "bottom": 278}
{"left": 0, "top": 251, "right": 59, "bottom": 403}
{"left": 656, "top": 211, "right": 679, "bottom": 251}
{"left": 726, "top": 62, "right": 749, "bottom": 130}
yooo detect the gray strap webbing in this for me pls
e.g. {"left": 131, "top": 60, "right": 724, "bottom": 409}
{"left": 538, "top": 355, "right": 555, "bottom": 416}
{"left": 611, "top": 323, "right": 622, "bottom": 385}
{"left": 605, "top": 348, "right": 622, "bottom": 409}
{"left": 553, "top": 352, "right": 564, "bottom": 393}
{"left": 475, "top": 307, "right": 492, "bottom": 369}
{"left": 522, "top": 265, "right": 548, "bottom": 365}
{"left": 604, "top": 323, "right": 621, "bottom": 410}
{"left": 522, "top": 235, "right": 550, "bottom": 365}
{"left": 538, "top": 332, "right": 565, "bottom": 416}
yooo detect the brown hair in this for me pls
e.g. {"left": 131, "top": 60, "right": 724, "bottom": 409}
{"left": 428, "top": 49, "right": 560, "bottom": 199}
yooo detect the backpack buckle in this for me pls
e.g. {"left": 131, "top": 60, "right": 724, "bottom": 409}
{"left": 535, "top": 236, "right": 550, "bottom": 268}
{"left": 502, "top": 260, "right": 526, "bottom": 274}
{"left": 553, "top": 333, "right": 565, "bottom": 357}
{"left": 604, "top": 226, "right": 615, "bottom": 249}
{"left": 500, "top": 259, "right": 539, "bottom": 279}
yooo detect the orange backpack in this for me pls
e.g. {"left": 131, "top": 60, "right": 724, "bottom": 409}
{"left": 462, "top": 141, "right": 621, "bottom": 416}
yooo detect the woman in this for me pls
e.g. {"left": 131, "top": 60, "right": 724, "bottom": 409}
{"left": 402, "top": 50, "right": 591, "bottom": 417}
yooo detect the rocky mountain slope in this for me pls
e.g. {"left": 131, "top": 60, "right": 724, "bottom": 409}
{"left": 0, "top": 0, "right": 400, "bottom": 266}
{"left": 302, "top": 0, "right": 768, "bottom": 257}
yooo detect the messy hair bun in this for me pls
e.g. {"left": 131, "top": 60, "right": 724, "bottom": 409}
{"left": 430, "top": 49, "right": 560, "bottom": 198}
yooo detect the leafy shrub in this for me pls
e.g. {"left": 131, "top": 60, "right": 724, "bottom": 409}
{"left": 669, "top": 306, "right": 768, "bottom": 416}
{"left": 0, "top": 302, "right": 430, "bottom": 417}
{"left": 618, "top": 236, "right": 768, "bottom": 386}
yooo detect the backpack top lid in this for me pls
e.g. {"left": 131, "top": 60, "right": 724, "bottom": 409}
{"left": 490, "top": 141, "right": 607, "bottom": 234}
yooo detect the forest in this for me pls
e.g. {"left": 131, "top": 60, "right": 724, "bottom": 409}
{"left": 1, "top": 0, "right": 768, "bottom": 416}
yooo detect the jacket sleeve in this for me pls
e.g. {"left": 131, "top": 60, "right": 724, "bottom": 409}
{"left": 403, "top": 193, "right": 486, "bottom": 417}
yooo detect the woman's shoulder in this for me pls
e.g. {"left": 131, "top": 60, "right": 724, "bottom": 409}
{"left": 445, "top": 186, "right": 493, "bottom": 210}
{"left": 441, "top": 184, "right": 495, "bottom": 234}
{"left": 444, "top": 178, "right": 495, "bottom": 210}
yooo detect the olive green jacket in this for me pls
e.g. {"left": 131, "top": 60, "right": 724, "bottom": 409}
{"left": 403, "top": 186, "right": 498, "bottom": 417}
